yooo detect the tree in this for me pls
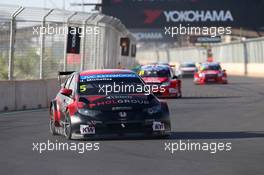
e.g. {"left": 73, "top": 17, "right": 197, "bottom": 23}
{"left": 0, "top": 55, "right": 8, "bottom": 80}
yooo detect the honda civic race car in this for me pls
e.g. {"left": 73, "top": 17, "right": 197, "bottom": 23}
{"left": 138, "top": 64, "right": 182, "bottom": 98}
{"left": 194, "top": 62, "right": 228, "bottom": 84}
{"left": 49, "top": 69, "right": 171, "bottom": 139}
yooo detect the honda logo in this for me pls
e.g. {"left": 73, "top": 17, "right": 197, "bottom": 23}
{"left": 118, "top": 111, "right": 127, "bottom": 118}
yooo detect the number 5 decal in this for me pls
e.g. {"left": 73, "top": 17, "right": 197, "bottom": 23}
{"left": 80, "top": 85, "right": 87, "bottom": 92}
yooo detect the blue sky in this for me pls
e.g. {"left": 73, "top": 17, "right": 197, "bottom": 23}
{"left": 0, "top": 0, "right": 100, "bottom": 12}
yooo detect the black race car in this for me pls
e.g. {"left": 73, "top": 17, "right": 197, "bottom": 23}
{"left": 49, "top": 69, "right": 171, "bottom": 139}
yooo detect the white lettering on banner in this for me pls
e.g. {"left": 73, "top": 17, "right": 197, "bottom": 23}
{"left": 164, "top": 10, "right": 234, "bottom": 22}
{"left": 135, "top": 32, "right": 163, "bottom": 40}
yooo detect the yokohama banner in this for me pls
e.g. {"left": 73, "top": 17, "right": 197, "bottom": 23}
{"left": 102, "top": 0, "right": 264, "bottom": 30}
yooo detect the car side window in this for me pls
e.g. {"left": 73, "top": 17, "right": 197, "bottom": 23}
{"left": 65, "top": 75, "right": 74, "bottom": 89}
{"left": 68, "top": 74, "right": 76, "bottom": 91}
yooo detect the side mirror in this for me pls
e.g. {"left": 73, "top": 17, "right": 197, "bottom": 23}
{"left": 60, "top": 88, "right": 72, "bottom": 96}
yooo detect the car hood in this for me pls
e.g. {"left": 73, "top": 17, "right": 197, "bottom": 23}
{"left": 79, "top": 94, "right": 158, "bottom": 111}
{"left": 142, "top": 77, "right": 169, "bottom": 84}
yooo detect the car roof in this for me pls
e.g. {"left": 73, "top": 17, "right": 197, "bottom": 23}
{"left": 79, "top": 69, "right": 134, "bottom": 76}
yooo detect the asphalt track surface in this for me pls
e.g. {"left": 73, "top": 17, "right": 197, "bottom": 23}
{"left": 1, "top": 76, "right": 264, "bottom": 175}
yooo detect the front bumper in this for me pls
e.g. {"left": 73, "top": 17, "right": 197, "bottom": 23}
{"left": 70, "top": 114, "right": 171, "bottom": 139}
{"left": 181, "top": 71, "right": 195, "bottom": 77}
{"left": 194, "top": 77, "right": 228, "bottom": 84}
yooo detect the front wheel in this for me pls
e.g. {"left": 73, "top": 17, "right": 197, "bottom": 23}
{"left": 49, "top": 118, "right": 57, "bottom": 135}
{"left": 49, "top": 105, "right": 57, "bottom": 135}
{"left": 178, "top": 90, "right": 182, "bottom": 98}
{"left": 64, "top": 113, "right": 72, "bottom": 140}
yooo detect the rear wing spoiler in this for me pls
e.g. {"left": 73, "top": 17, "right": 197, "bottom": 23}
{"left": 58, "top": 71, "right": 75, "bottom": 76}
{"left": 58, "top": 71, "right": 75, "bottom": 87}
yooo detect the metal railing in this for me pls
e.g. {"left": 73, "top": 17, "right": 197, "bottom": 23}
{"left": 0, "top": 5, "right": 136, "bottom": 80}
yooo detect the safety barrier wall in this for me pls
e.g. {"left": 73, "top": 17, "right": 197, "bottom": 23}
{"left": 0, "top": 5, "right": 137, "bottom": 81}
{"left": 136, "top": 37, "right": 264, "bottom": 77}
{"left": 0, "top": 79, "right": 58, "bottom": 112}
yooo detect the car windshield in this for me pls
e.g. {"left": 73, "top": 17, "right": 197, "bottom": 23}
{"left": 78, "top": 73, "right": 146, "bottom": 95}
{"left": 139, "top": 69, "right": 170, "bottom": 77}
{"left": 200, "top": 64, "right": 221, "bottom": 71}
{"left": 181, "top": 63, "right": 196, "bottom": 68}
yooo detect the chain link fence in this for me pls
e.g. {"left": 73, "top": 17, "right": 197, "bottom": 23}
{"left": 0, "top": 4, "right": 136, "bottom": 80}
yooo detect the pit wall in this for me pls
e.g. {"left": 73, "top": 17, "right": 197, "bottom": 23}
{"left": 0, "top": 79, "right": 58, "bottom": 112}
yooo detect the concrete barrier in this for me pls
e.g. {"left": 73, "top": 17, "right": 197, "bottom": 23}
{"left": 0, "top": 79, "right": 59, "bottom": 112}
{"left": 246, "top": 63, "right": 264, "bottom": 77}
{"left": 0, "top": 81, "right": 16, "bottom": 111}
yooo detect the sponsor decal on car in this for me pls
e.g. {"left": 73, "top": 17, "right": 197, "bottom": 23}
{"left": 106, "top": 95, "right": 133, "bottom": 99}
{"left": 169, "top": 88, "right": 177, "bottom": 93}
{"left": 80, "top": 74, "right": 137, "bottom": 81}
{"left": 89, "top": 99, "right": 150, "bottom": 108}
{"left": 152, "top": 121, "right": 165, "bottom": 131}
{"left": 80, "top": 125, "right": 96, "bottom": 135}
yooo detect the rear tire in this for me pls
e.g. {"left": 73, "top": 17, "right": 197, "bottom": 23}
{"left": 178, "top": 92, "right": 182, "bottom": 98}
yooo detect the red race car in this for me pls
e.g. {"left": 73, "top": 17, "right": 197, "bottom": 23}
{"left": 194, "top": 62, "right": 228, "bottom": 85}
{"left": 138, "top": 64, "right": 182, "bottom": 98}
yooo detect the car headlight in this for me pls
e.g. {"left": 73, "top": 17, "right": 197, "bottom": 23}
{"left": 161, "top": 81, "right": 170, "bottom": 87}
{"left": 144, "top": 105, "right": 161, "bottom": 115}
{"left": 218, "top": 73, "right": 223, "bottom": 77}
{"left": 199, "top": 73, "right": 205, "bottom": 77}
{"left": 78, "top": 109, "right": 101, "bottom": 117}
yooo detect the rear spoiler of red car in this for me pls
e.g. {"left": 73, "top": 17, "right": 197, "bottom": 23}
{"left": 58, "top": 71, "right": 75, "bottom": 87}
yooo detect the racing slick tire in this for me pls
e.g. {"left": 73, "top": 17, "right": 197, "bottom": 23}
{"left": 178, "top": 93, "right": 182, "bottom": 98}
{"left": 49, "top": 105, "right": 57, "bottom": 135}
{"left": 64, "top": 112, "right": 72, "bottom": 140}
